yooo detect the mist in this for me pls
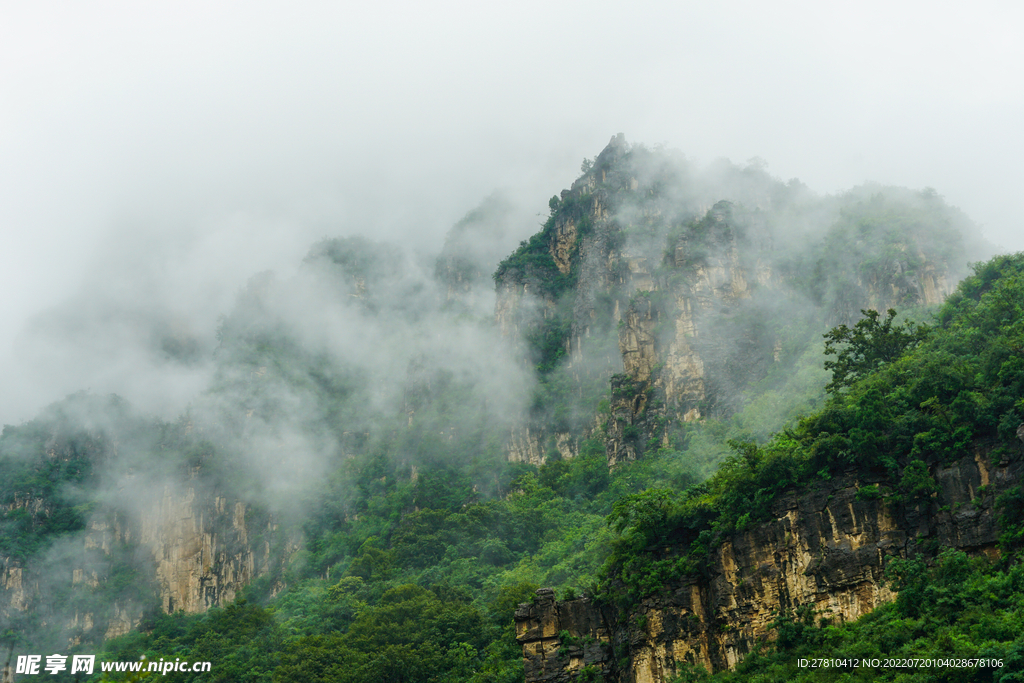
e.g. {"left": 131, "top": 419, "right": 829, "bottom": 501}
{"left": 4, "top": 5, "right": 1024, "bottom": 669}
{"left": 2, "top": 2, "right": 1022, "bottom": 426}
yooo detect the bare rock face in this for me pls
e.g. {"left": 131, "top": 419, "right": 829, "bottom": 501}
{"left": 517, "top": 451, "right": 1021, "bottom": 681}
{"left": 0, "top": 565, "right": 28, "bottom": 613}
{"left": 515, "top": 589, "right": 616, "bottom": 683}
{"left": 603, "top": 203, "right": 780, "bottom": 463}
{"left": 1, "top": 477, "right": 292, "bottom": 649}
{"left": 507, "top": 426, "right": 545, "bottom": 466}
{"left": 137, "top": 487, "right": 274, "bottom": 615}
{"left": 494, "top": 138, "right": 965, "bottom": 469}
{"left": 552, "top": 217, "right": 581, "bottom": 276}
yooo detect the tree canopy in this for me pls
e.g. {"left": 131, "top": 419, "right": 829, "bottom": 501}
{"left": 823, "top": 308, "right": 929, "bottom": 393}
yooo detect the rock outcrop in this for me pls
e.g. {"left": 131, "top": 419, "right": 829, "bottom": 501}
{"left": 517, "top": 450, "right": 1020, "bottom": 681}
{"left": 137, "top": 485, "right": 277, "bottom": 616}
{"left": 493, "top": 136, "right": 964, "bottom": 468}
{"left": 516, "top": 588, "right": 616, "bottom": 683}
{"left": 1, "top": 446, "right": 292, "bottom": 649}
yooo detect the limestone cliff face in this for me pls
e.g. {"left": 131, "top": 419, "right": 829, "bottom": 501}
{"left": 0, "top": 495, "right": 46, "bottom": 616}
{"left": 135, "top": 484, "right": 278, "bottom": 616}
{"left": 507, "top": 428, "right": 584, "bottom": 466}
{"left": 605, "top": 204, "right": 780, "bottom": 463}
{"left": 824, "top": 247, "right": 954, "bottom": 328}
{"left": 1, "top": 562, "right": 29, "bottom": 616}
{"left": 516, "top": 450, "right": 1020, "bottom": 681}
{"left": 494, "top": 137, "right": 965, "bottom": 468}
{"left": 494, "top": 135, "right": 650, "bottom": 465}
{"left": 1, "top": 473, "right": 291, "bottom": 648}
{"left": 604, "top": 201, "right": 962, "bottom": 464}
{"left": 515, "top": 588, "right": 616, "bottom": 683}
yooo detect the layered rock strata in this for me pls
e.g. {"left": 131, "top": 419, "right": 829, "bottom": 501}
{"left": 1, "top": 481, "right": 288, "bottom": 646}
{"left": 517, "top": 450, "right": 1020, "bottom": 682}
{"left": 496, "top": 136, "right": 960, "bottom": 467}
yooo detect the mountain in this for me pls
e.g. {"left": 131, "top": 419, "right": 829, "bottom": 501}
{"left": 1, "top": 136, "right": 1019, "bottom": 683}
{"left": 495, "top": 134, "right": 976, "bottom": 465}
{"left": 516, "top": 251, "right": 1024, "bottom": 681}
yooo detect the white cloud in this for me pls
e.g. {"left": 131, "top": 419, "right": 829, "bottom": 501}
{"left": 1, "top": 0, "right": 1021, "bottom": 422}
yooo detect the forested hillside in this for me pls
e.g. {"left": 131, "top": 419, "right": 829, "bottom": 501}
{"left": 551, "top": 252, "right": 1024, "bottom": 682}
{"left": 1, "top": 138, "right": 1020, "bottom": 683}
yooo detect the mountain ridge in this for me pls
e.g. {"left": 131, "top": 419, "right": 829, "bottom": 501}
{"left": 1, "top": 137, "right": 1016, "bottom": 683}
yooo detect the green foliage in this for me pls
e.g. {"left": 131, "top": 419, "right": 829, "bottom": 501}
{"left": 2, "top": 143, "right": 1015, "bottom": 683}
{"left": 413, "top": 466, "right": 476, "bottom": 511}
{"left": 998, "top": 485, "right": 1024, "bottom": 553}
{"left": 96, "top": 436, "right": 659, "bottom": 682}
{"left": 855, "top": 484, "right": 884, "bottom": 501}
{"left": 527, "top": 310, "right": 572, "bottom": 375}
{"left": 492, "top": 216, "right": 575, "bottom": 299}
{"left": 823, "top": 308, "right": 929, "bottom": 393}
{"left": 899, "top": 459, "right": 938, "bottom": 502}
{"left": 702, "top": 551, "right": 1024, "bottom": 682}
{"left": 99, "top": 601, "right": 283, "bottom": 683}
{"left": 273, "top": 583, "right": 490, "bottom": 683}
{"left": 602, "top": 254, "right": 1024, "bottom": 600}
{"left": 0, "top": 394, "right": 124, "bottom": 562}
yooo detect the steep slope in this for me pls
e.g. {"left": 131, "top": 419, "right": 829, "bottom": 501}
{"left": 0, "top": 395, "right": 292, "bottom": 651}
{"left": 1, "top": 232, "right": 529, "bottom": 658}
{"left": 0, "top": 137, "right": 1003, "bottom": 683}
{"left": 515, "top": 252, "right": 1024, "bottom": 681}
{"left": 517, "top": 452, "right": 1020, "bottom": 681}
{"left": 494, "top": 135, "right": 977, "bottom": 468}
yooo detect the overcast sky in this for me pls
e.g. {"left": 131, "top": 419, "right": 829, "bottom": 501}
{"left": 1, "top": 1, "right": 1022, "bottom": 425}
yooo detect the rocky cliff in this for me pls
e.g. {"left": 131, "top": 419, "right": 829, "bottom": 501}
{"left": 516, "top": 449, "right": 1020, "bottom": 681}
{"left": 0, "top": 410, "right": 293, "bottom": 649}
{"left": 124, "top": 481, "right": 279, "bottom": 619}
{"left": 494, "top": 136, "right": 965, "bottom": 467}
{"left": 1, "top": 483, "right": 286, "bottom": 647}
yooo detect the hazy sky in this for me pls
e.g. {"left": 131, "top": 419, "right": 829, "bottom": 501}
{"left": 1, "top": 1, "right": 1022, "bottom": 425}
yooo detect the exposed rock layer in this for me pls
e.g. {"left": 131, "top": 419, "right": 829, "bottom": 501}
{"left": 495, "top": 136, "right": 960, "bottom": 467}
{"left": 516, "top": 450, "right": 1020, "bottom": 682}
{"left": 1, "top": 478, "right": 288, "bottom": 647}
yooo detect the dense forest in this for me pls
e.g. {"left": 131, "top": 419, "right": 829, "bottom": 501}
{"left": 2, "top": 138, "right": 1022, "bottom": 682}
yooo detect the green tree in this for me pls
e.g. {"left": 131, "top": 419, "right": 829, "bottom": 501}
{"left": 823, "top": 308, "right": 928, "bottom": 393}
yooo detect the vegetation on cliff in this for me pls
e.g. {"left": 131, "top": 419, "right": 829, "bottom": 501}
{"left": 602, "top": 253, "right": 1024, "bottom": 605}
{"left": 493, "top": 137, "right": 980, "bottom": 470}
{"left": 0, "top": 138, "right": 1016, "bottom": 682}
{"left": 675, "top": 550, "right": 1024, "bottom": 682}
